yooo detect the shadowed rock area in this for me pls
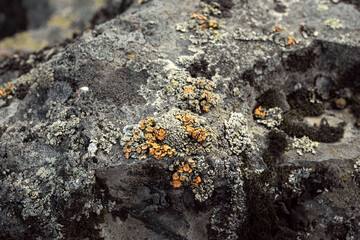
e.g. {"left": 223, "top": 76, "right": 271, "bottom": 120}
{"left": 1, "top": 0, "right": 360, "bottom": 239}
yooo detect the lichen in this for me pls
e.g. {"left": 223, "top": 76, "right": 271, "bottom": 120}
{"left": 255, "top": 107, "right": 283, "bottom": 128}
{"left": 324, "top": 18, "right": 343, "bottom": 29}
{"left": 225, "top": 112, "right": 253, "bottom": 155}
{"left": 179, "top": 78, "right": 219, "bottom": 113}
{"left": 291, "top": 135, "right": 319, "bottom": 155}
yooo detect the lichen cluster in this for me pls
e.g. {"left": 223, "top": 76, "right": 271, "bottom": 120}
{"left": 121, "top": 117, "right": 176, "bottom": 160}
{"left": 169, "top": 155, "right": 214, "bottom": 201}
{"left": 0, "top": 84, "right": 12, "bottom": 97}
{"left": 291, "top": 136, "right": 319, "bottom": 155}
{"left": 179, "top": 78, "right": 218, "bottom": 113}
{"left": 189, "top": 13, "right": 222, "bottom": 35}
{"left": 121, "top": 109, "right": 215, "bottom": 201}
{"left": 210, "top": 157, "right": 246, "bottom": 240}
{"left": 225, "top": 112, "right": 253, "bottom": 155}
{"left": 284, "top": 167, "right": 313, "bottom": 196}
{"left": 254, "top": 106, "right": 283, "bottom": 128}
{"left": 175, "top": 2, "right": 223, "bottom": 45}
{"left": 0, "top": 155, "right": 111, "bottom": 239}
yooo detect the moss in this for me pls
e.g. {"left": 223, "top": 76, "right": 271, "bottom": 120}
{"left": 283, "top": 46, "right": 317, "bottom": 72}
{"left": 187, "top": 59, "right": 215, "bottom": 79}
{"left": 267, "top": 130, "right": 289, "bottom": 158}
{"left": 255, "top": 89, "right": 288, "bottom": 111}
{"left": 287, "top": 89, "right": 324, "bottom": 118}
{"left": 280, "top": 113, "right": 345, "bottom": 143}
{"left": 240, "top": 177, "right": 282, "bottom": 240}
{"left": 14, "top": 83, "right": 30, "bottom": 100}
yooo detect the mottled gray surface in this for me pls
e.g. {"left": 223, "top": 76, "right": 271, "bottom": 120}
{"left": 1, "top": 0, "right": 360, "bottom": 239}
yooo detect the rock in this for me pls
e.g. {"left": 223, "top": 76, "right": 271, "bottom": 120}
{"left": 0, "top": 0, "right": 360, "bottom": 239}
{"left": 315, "top": 75, "right": 333, "bottom": 100}
{"left": 335, "top": 98, "right": 347, "bottom": 109}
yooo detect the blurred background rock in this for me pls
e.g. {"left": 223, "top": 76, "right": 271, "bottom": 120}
{"left": 0, "top": 0, "right": 132, "bottom": 52}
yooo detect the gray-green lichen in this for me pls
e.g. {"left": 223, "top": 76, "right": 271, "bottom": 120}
{"left": 225, "top": 112, "right": 253, "bottom": 155}
{"left": 284, "top": 167, "right": 313, "bottom": 196}
{"left": 291, "top": 136, "right": 319, "bottom": 155}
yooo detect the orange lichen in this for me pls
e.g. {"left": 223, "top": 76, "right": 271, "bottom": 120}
{"left": 191, "top": 176, "right": 201, "bottom": 187}
{"left": 184, "top": 85, "right": 195, "bottom": 95}
{"left": 254, "top": 106, "right": 266, "bottom": 118}
{"left": 272, "top": 25, "right": 288, "bottom": 32}
{"left": 286, "top": 36, "right": 295, "bottom": 46}
{"left": 173, "top": 173, "right": 180, "bottom": 180}
{"left": 175, "top": 111, "right": 214, "bottom": 150}
{"left": 0, "top": 84, "right": 12, "bottom": 97}
{"left": 190, "top": 13, "right": 221, "bottom": 34}
{"left": 183, "top": 164, "right": 190, "bottom": 172}
{"left": 180, "top": 79, "right": 218, "bottom": 113}
{"left": 173, "top": 180, "right": 182, "bottom": 188}
{"left": 190, "top": 13, "right": 207, "bottom": 21}
{"left": 123, "top": 117, "right": 175, "bottom": 160}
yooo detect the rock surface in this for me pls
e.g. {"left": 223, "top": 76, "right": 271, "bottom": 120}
{"left": 1, "top": 0, "right": 360, "bottom": 239}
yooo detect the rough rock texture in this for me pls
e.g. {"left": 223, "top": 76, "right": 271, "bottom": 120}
{"left": 1, "top": 0, "right": 360, "bottom": 239}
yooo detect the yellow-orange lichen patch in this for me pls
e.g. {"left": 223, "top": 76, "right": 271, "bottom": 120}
{"left": 173, "top": 173, "right": 180, "bottom": 180}
{"left": 173, "top": 180, "right": 182, "bottom": 188}
{"left": 123, "top": 116, "right": 176, "bottom": 160}
{"left": 286, "top": 36, "right": 295, "bottom": 46}
{"left": 272, "top": 25, "right": 288, "bottom": 32}
{"left": 0, "top": 84, "right": 12, "bottom": 97}
{"left": 254, "top": 106, "right": 266, "bottom": 118}
{"left": 190, "top": 13, "right": 207, "bottom": 21}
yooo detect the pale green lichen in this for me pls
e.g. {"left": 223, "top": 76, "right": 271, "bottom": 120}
{"left": 291, "top": 136, "right": 319, "bottom": 155}
{"left": 324, "top": 18, "right": 342, "bottom": 29}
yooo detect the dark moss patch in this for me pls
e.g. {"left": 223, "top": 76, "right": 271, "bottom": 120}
{"left": 267, "top": 130, "right": 289, "bottom": 158}
{"left": 242, "top": 69, "right": 255, "bottom": 87}
{"left": 240, "top": 177, "right": 288, "bottom": 240}
{"left": 187, "top": 59, "right": 215, "bottom": 79}
{"left": 280, "top": 113, "right": 345, "bottom": 143}
{"left": 283, "top": 46, "right": 317, "bottom": 72}
{"left": 256, "top": 89, "right": 289, "bottom": 111}
{"left": 261, "top": 131, "right": 289, "bottom": 171}
{"left": 202, "top": 0, "right": 234, "bottom": 18}
{"left": 77, "top": 63, "right": 149, "bottom": 107}
{"left": 335, "top": 62, "right": 360, "bottom": 94}
{"left": 326, "top": 222, "right": 349, "bottom": 240}
{"left": 111, "top": 206, "right": 129, "bottom": 222}
{"left": 287, "top": 89, "right": 324, "bottom": 118}
{"left": 14, "top": 83, "right": 30, "bottom": 100}
{"left": 274, "top": 3, "right": 287, "bottom": 13}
